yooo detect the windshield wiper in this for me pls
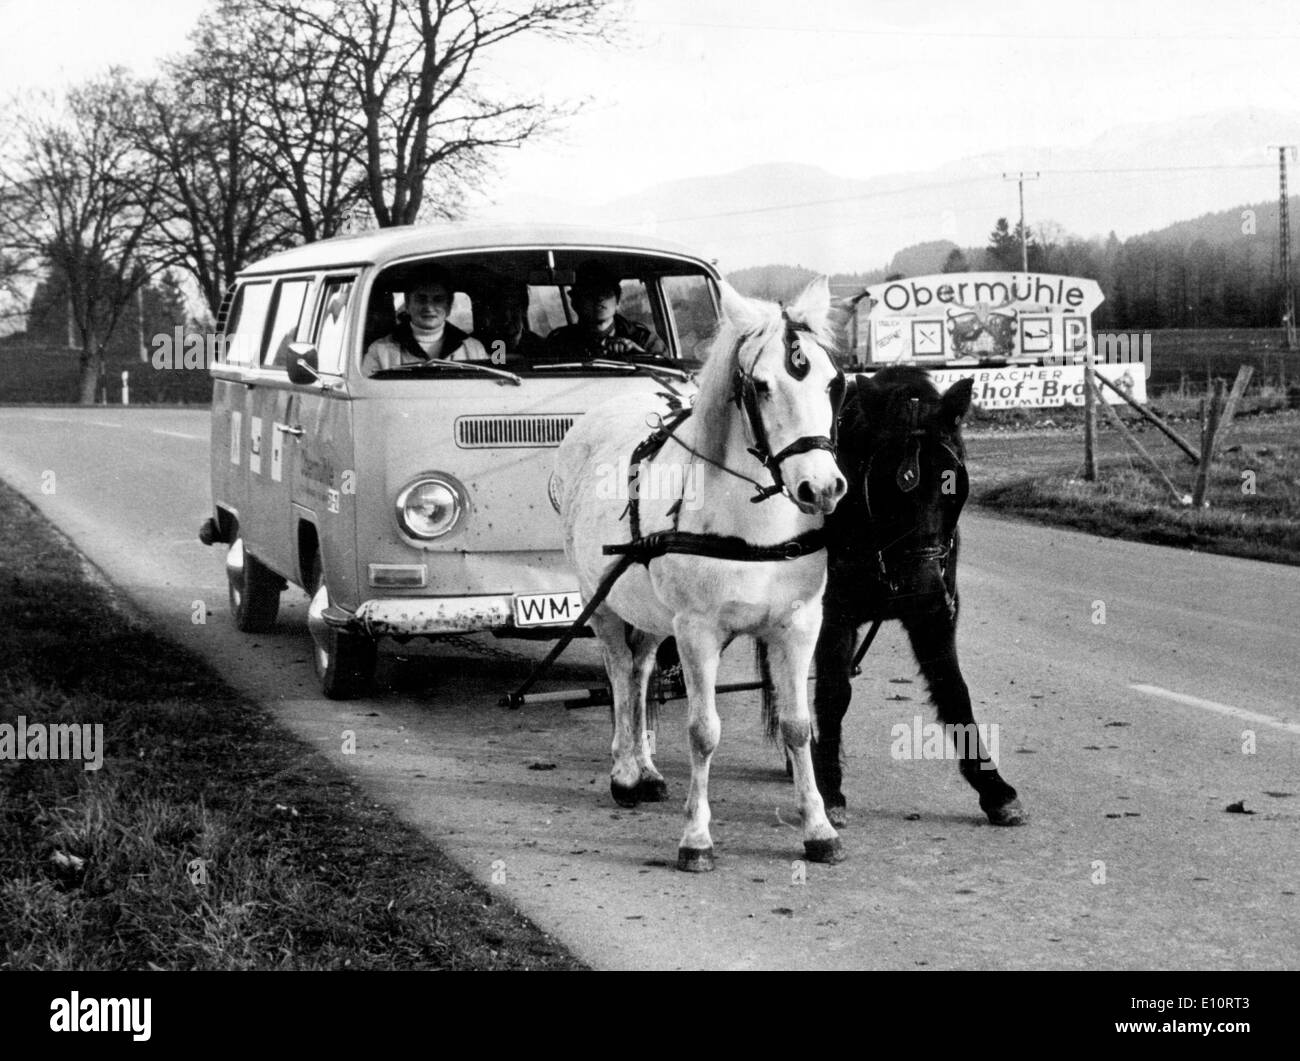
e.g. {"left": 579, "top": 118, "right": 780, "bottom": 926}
{"left": 531, "top": 358, "right": 694, "bottom": 382}
{"left": 373, "top": 358, "right": 522, "bottom": 386}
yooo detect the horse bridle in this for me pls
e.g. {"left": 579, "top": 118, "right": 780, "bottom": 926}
{"left": 731, "top": 314, "right": 846, "bottom": 503}
{"left": 858, "top": 397, "right": 968, "bottom": 594}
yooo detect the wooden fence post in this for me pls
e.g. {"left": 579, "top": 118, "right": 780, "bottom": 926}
{"left": 1090, "top": 380, "right": 1188, "bottom": 505}
{"left": 1214, "top": 365, "right": 1255, "bottom": 453}
{"left": 1191, "top": 379, "right": 1227, "bottom": 508}
{"left": 1083, "top": 343, "right": 1097, "bottom": 480}
{"left": 1094, "top": 371, "right": 1200, "bottom": 464}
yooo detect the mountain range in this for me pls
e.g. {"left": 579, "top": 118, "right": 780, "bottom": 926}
{"left": 469, "top": 107, "right": 1300, "bottom": 274}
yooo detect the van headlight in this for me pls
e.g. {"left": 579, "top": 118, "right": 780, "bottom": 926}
{"left": 396, "top": 476, "right": 464, "bottom": 539}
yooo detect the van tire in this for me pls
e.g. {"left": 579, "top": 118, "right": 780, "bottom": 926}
{"left": 308, "top": 557, "right": 377, "bottom": 700}
{"left": 228, "top": 538, "right": 282, "bottom": 632}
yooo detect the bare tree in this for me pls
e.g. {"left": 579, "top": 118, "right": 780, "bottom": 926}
{"left": 191, "top": 2, "right": 372, "bottom": 244}
{"left": 0, "top": 71, "right": 166, "bottom": 402}
{"left": 260, "top": 0, "right": 617, "bottom": 228}
{"left": 132, "top": 60, "right": 298, "bottom": 316}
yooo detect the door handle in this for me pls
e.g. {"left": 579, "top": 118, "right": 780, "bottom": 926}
{"left": 275, "top": 424, "right": 304, "bottom": 437}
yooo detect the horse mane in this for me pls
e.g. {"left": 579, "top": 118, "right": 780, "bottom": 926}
{"left": 690, "top": 290, "right": 839, "bottom": 468}
{"left": 848, "top": 366, "right": 942, "bottom": 436}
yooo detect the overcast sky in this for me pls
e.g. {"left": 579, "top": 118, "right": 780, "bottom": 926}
{"left": 3, "top": 0, "right": 1299, "bottom": 207}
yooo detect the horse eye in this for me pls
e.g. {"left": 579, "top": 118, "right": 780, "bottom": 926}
{"left": 753, "top": 379, "right": 771, "bottom": 397}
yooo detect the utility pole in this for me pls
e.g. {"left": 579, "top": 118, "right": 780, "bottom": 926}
{"left": 1268, "top": 145, "right": 1297, "bottom": 349}
{"left": 1002, "top": 171, "right": 1040, "bottom": 272}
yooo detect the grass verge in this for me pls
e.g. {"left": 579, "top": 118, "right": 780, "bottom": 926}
{"left": 0, "top": 480, "right": 583, "bottom": 970}
{"left": 966, "top": 410, "right": 1300, "bottom": 566}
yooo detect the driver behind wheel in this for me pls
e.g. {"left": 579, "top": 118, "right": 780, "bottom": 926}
{"left": 543, "top": 259, "right": 666, "bottom": 361}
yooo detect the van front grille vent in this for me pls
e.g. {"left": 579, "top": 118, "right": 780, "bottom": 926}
{"left": 454, "top": 414, "right": 578, "bottom": 448}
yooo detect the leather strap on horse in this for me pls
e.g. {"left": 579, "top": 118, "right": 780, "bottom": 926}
{"left": 730, "top": 312, "right": 845, "bottom": 503}
{"left": 626, "top": 403, "right": 692, "bottom": 541}
{"left": 505, "top": 322, "right": 841, "bottom": 707}
{"left": 503, "top": 524, "right": 828, "bottom": 707}
{"left": 603, "top": 527, "right": 826, "bottom": 565}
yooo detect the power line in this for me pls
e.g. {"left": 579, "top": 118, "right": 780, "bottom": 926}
{"left": 644, "top": 163, "right": 1277, "bottom": 227}
{"left": 1037, "top": 164, "right": 1275, "bottom": 175}
{"left": 647, "top": 175, "right": 1003, "bottom": 225}
{"left": 632, "top": 17, "right": 1300, "bottom": 43}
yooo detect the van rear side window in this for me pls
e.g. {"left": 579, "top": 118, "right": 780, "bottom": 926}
{"left": 224, "top": 281, "right": 273, "bottom": 365}
{"left": 264, "top": 279, "right": 314, "bottom": 368}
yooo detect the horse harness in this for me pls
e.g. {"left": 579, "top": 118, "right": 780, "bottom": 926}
{"left": 505, "top": 316, "right": 844, "bottom": 707}
{"left": 854, "top": 396, "right": 967, "bottom": 604}
{"left": 606, "top": 312, "right": 844, "bottom": 567}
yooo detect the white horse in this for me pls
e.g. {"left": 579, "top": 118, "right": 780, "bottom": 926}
{"left": 554, "top": 278, "right": 848, "bottom": 871}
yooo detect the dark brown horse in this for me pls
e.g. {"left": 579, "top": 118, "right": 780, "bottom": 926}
{"left": 811, "top": 366, "right": 1025, "bottom": 828}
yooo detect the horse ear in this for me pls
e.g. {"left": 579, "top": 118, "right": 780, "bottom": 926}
{"left": 941, "top": 378, "right": 974, "bottom": 423}
{"left": 716, "top": 280, "right": 764, "bottom": 332}
{"left": 787, "top": 275, "right": 831, "bottom": 334}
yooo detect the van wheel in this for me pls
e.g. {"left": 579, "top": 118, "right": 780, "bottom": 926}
{"left": 227, "top": 537, "right": 282, "bottom": 632}
{"left": 307, "top": 557, "right": 377, "bottom": 700}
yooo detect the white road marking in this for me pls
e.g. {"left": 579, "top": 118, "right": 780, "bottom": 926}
{"left": 14, "top": 414, "right": 123, "bottom": 429}
{"left": 1131, "top": 683, "right": 1300, "bottom": 736}
{"left": 152, "top": 429, "right": 203, "bottom": 440}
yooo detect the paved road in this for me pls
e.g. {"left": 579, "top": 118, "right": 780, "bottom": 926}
{"left": 1, "top": 407, "right": 1297, "bottom": 970}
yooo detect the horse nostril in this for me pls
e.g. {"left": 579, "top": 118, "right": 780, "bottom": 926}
{"left": 796, "top": 481, "right": 817, "bottom": 505}
{"left": 833, "top": 476, "right": 847, "bottom": 499}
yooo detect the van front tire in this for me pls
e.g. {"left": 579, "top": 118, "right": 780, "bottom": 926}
{"left": 308, "top": 557, "right": 377, "bottom": 700}
{"left": 227, "top": 537, "right": 282, "bottom": 632}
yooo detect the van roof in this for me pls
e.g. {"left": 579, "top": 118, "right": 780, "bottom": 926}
{"left": 238, "top": 222, "right": 718, "bottom": 277}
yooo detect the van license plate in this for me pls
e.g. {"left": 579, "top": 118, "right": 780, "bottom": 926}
{"left": 514, "top": 591, "right": 584, "bottom": 628}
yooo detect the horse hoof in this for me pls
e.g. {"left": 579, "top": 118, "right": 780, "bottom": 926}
{"left": 635, "top": 776, "right": 669, "bottom": 802}
{"left": 677, "top": 846, "right": 715, "bottom": 872}
{"left": 986, "top": 798, "right": 1027, "bottom": 827}
{"left": 827, "top": 805, "right": 849, "bottom": 829}
{"left": 804, "top": 837, "right": 845, "bottom": 864}
{"left": 610, "top": 779, "right": 641, "bottom": 808}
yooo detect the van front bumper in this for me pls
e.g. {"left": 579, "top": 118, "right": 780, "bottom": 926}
{"left": 320, "top": 595, "right": 525, "bottom": 637}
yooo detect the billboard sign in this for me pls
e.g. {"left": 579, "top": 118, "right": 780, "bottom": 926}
{"left": 865, "top": 272, "right": 1105, "bottom": 366}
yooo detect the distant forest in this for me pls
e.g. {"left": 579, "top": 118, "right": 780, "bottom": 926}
{"left": 729, "top": 196, "right": 1298, "bottom": 332}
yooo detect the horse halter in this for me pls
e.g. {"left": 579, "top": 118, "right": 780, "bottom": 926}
{"left": 730, "top": 313, "right": 846, "bottom": 503}
{"left": 859, "top": 398, "right": 968, "bottom": 593}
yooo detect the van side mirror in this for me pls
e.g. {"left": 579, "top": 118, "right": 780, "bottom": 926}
{"left": 287, "top": 343, "right": 320, "bottom": 385}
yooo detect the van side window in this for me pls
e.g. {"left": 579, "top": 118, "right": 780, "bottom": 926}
{"left": 264, "top": 278, "right": 314, "bottom": 368}
{"left": 662, "top": 275, "right": 718, "bottom": 361}
{"left": 223, "top": 281, "right": 273, "bottom": 365}
{"left": 313, "top": 277, "right": 355, "bottom": 375}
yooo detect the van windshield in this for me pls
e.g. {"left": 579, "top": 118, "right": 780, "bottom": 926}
{"left": 360, "top": 252, "right": 718, "bottom": 378}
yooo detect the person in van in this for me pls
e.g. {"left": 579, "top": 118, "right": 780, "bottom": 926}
{"left": 477, "top": 277, "right": 546, "bottom": 364}
{"left": 362, "top": 263, "right": 488, "bottom": 374}
{"left": 543, "top": 259, "right": 666, "bottom": 361}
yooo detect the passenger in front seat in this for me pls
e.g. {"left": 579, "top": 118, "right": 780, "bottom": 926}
{"left": 363, "top": 264, "right": 487, "bottom": 374}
